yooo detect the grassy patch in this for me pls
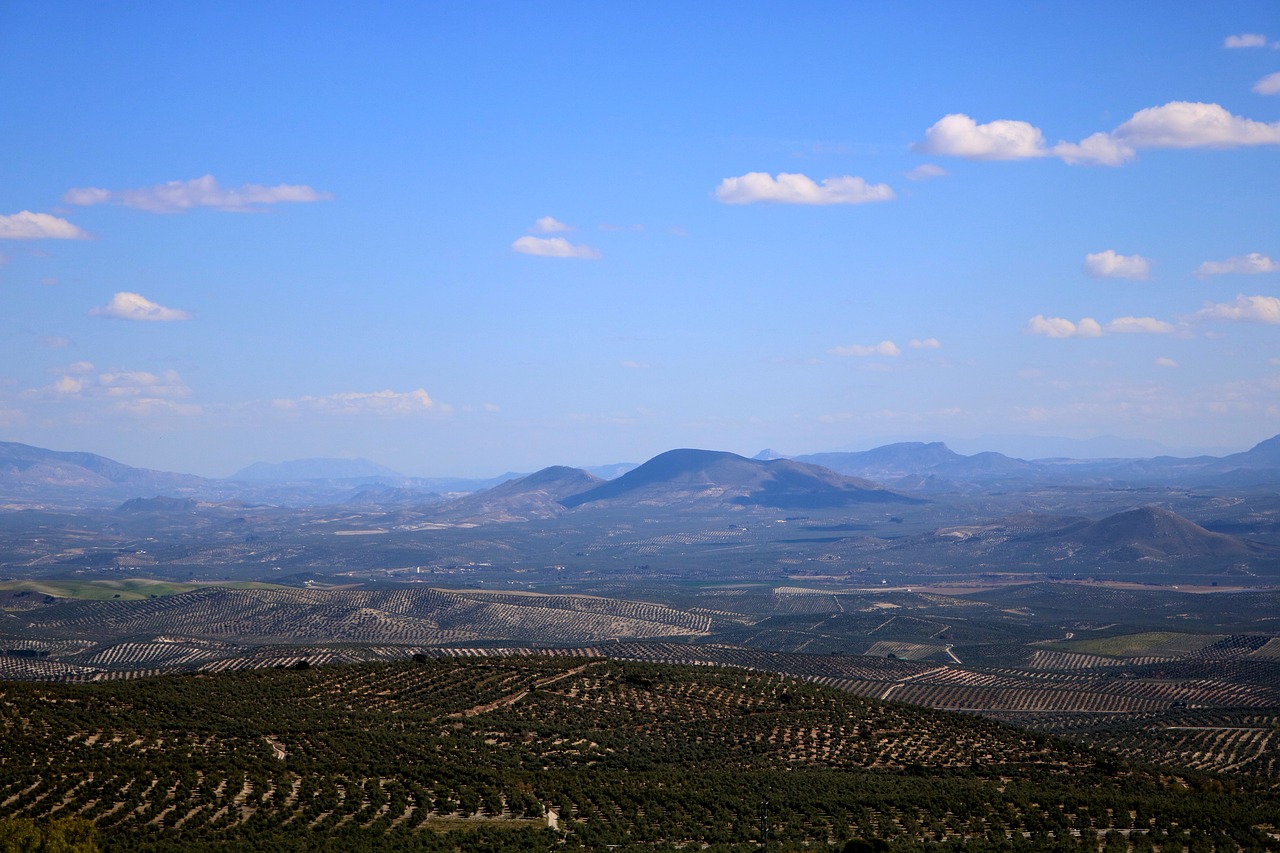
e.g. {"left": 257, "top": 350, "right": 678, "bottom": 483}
{"left": 1048, "top": 631, "right": 1222, "bottom": 658}
{"left": 0, "top": 578, "right": 290, "bottom": 601}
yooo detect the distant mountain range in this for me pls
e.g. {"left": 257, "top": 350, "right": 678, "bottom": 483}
{"left": 3, "top": 435, "right": 1279, "bottom": 510}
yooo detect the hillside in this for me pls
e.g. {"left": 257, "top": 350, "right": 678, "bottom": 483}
{"left": 2, "top": 657, "right": 1277, "bottom": 851}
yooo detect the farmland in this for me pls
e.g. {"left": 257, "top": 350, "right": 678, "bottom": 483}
{"left": 3, "top": 657, "right": 1279, "bottom": 851}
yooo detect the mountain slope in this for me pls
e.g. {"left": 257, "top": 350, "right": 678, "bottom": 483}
{"left": 433, "top": 465, "right": 604, "bottom": 521}
{"left": 0, "top": 441, "right": 209, "bottom": 506}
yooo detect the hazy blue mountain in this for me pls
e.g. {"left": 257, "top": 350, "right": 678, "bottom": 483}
{"left": 230, "top": 457, "right": 404, "bottom": 481}
{"left": 0, "top": 441, "right": 210, "bottom": 506}
{"left": 583, "top": 462, "right": 639, "bottom": 480}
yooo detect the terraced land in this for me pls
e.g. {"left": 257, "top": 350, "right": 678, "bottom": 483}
{"left": 3, "top": 658, "right": 1280, "bottom": 851}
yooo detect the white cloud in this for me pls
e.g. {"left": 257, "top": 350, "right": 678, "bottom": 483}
{"left": 1112, "top": 102, "right": 1280, "bottom": 149}
{"left": 1254, "top": 72, "right": 1280, "bottom": 96}
{"left": 908, "top": 337, "right": 942, "bottom": 349}
{"left": 1083, "top": 249, "right": 1152, "bottom": 280}
{"left": 0, "top": 211, "right": 90, "bottom": 240}
{"left": 1105, "top": 316, "right": 1175, "bottom": 334}
{"left": 621, "top": 360, "right": 651, "bottom": 369}
{"left": 1155, "top": 357, "right": 1179, "bottom": 368}
{"left": 829, "top": 340, "right": 901, "bottom": 357}
{"left": 530, "top": 216, "right": 572, "bottom": 234}
{"left": 714, "top": 172, "right": 894, "bottom": 205}
{"left": 39, "top": 336, "right": 73, "bottom": 349}
{"left": 511, "top": 236, "right": 601, "bottom": 259}
{"left": 912, "top": 114, "right": 1049, "bottom": 160}
{"left": 1026, "top": 315, "right": 1103, "bottom": 338}
{"left": 1224, "top": 33, "right": 1267, "bottom": 48}
{"left": 905, "top": 163, "right": 947, "bottom": 181}
{"left": 1052, "top": 133, "right": 1136, "bottom": 166}
{"left": 281, "top": 388, "right": 438, "bottom": 415}
{"left": 917, "top": 102, "right": 1280, "bottom": 168}
{"left": 1195, "top": 253, "right": 1280, "bottom": 278}
{"left": 63, "top": 174, "right": 333, "bottom": 213}
{"left": 1195, "top": 294, "right": 1280, "bottom": 324}
{"left": 88, "top": 292, "right": 191, "bottom": 322}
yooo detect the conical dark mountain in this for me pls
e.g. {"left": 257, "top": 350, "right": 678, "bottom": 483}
{"left": 1075, "top": 506, "right": 1258, "bottom": 560}
{"left": 560, "top": 448, "right": 918, "bottom": 510}
{"left": 433, "top": 465, "right": 603, "bottom": 521}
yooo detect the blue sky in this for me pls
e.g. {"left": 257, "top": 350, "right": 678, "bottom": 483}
{"left": 2, "top": 2, "right": 1279, "bottom": 476}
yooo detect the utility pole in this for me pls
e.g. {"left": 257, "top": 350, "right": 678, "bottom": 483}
{"left": 758, "top": 798, "right": 769, "bottom": 848}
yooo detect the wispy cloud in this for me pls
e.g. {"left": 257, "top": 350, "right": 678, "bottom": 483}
{"left": 274, "top": 388, "right": 440, "bottom": 415}
{"left": 714, "top": 172, "right": 894, "bottom": 205}
{"left": 64, "top": 174, "right": 333, "bottom": 213}
{"left": 829, "top": 340, "right": 901, "bottom": 357}
{"left": 1026, "top": 315, "right": 1103, "bottom": 338}
{"left": 916, "top": 102, "right": 1280, "bottom": 167}
{"left": 1195, "top": 294, "right": 1280, "bottom": 324}
{"left": 89, "top": 292, "right": 191, "bottom": 322}
{"left": 530, "top": 216, "right": 572, "bottom": 234}
{"left": 1195, "top": 253, "right": 1279, "bottom": 278}
{"left": 1224, "top": 33, "right": 1268, "bottom": 48}
{"left": 1254, "top": 72, "right": 1280, "bottom": 96}
{"left": 34, "top": 366, "right": 201, "bottom": 416}
{"left": 1084, "top": 249, "right": 1151, "bottom": 280}
{"left": 908, "top": 337, "right": 942, "bottom": 349}
{"left": 1105, "top": 316, "right": 1175, "bottom": 334}
{"left": 511, "top": 236, "right": 601, "bottom": 259}
{"left": 905, "top": 163, "right": 947, "bottom": 181}
{"left": 0, "top": 211, "right": 90, "bottom": 240}
{"left": 1155, "top": 357, "right": 1179, "bottom": 368}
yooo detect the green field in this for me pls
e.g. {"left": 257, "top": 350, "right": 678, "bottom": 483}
{"left": 1045, "top": 631, "right": 1224, "bottom": 658}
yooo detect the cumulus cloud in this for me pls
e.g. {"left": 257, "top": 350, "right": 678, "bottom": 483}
{"left": 511, "top": 236, "right": 601, "bottom": 259}
{"left": 1194, "top": 253, "right": 1280, "bottom": 278}
{"left": 1224, "top": 33, "right": 1268, "bottom": 48}
{"left": 916, "top": 102, "right": 1280, "bottom": 167}
{"left": 1155, "top": 357, "right": 1179, "bottom": 368}
{"left": 912, "top": 114, "right": 1049, "bottom": 160}
{"left": 829, "top": 340, "right": 902, "bottom": 357}
{"left": 279, "top": 388, "right": 438, "bottom": 415}
{"left": 1083, "top": 249, "right": 1152, "bottom": 280}
{"left": 1254, "top": 72, "right": 1280, "bottom": 96}
{"left": 714, "top": 172, "right": 894, "bottom": 205}
{"left": 1026, "top": 315, "right": 1103, "bottom": 338}
{"left": 530, "top": 216, "right": 572, "bottom": 233}
{"left": 909, "top": 338, "right": 942, "bottom": 349}
{"left": 1195, "top": 294, "right": 1280, "bottom": 324}
{"left": 1105, "top": 316, "right": 1175, "bottom": 334}
{"left": 63, "top": 174, "right": 333, "bottom": 213}
{"left": 905, "top": 163, "right": 947, "bottom": 181}
{"left": 88, "top": 292, "right": 191, "bottom": 322}
{"left": 0, "top": 211, "right": 90, "bottom": 240}
{"left": 1112, "top": 102, "right": 1280, "bottom": 149}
